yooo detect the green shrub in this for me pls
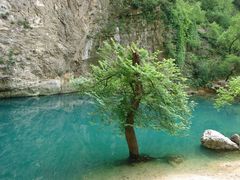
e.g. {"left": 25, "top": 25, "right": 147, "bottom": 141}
{"left": 17, "top": 19, "right": 32, "bottom": 29}
{"left": 0, "top": 12, "right": 9, "bottom": 20}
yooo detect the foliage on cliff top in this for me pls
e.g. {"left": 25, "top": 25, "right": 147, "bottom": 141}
{"left": 102, "top": 0, "right": 240, "bottom": 87}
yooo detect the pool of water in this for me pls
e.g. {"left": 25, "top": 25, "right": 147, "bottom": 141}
{"left": 0, "top": 94, "right": 240, "bottom": 180}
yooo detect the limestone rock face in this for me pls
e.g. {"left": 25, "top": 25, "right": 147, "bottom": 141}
{"left": 201, "top": 130, "right": 239, "bottom": 150}
{"left": 0, "top": 0, "right": 165, "bottom": 98}
{"left": 0, "top": 0, "right": 109, "bottom": 98}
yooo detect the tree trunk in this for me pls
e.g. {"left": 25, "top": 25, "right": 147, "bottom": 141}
{"left": 125, "top": 51, "right": 143, "bottom": 161}
{"left": 125, "top": 119, "right": 139, "bottom": 160}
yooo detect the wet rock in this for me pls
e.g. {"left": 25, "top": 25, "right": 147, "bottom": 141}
{"left": 230, "top": 134, "right": 240, "bottom": 146}
{"left": 38, "top": 79, "right": 61, "bottom": 95}
{"left": 201, "top": 130, "right": 239, "bottom": 150}
{"left": 187, "top": 88, "right": 215, "bottom": 96}
{"left": 212, "top": 80, "right": 227, "bottom": 91}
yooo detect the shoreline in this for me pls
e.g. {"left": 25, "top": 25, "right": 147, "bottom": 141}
{"left": 85, "top": 156, "right": 240, "bottom": 180}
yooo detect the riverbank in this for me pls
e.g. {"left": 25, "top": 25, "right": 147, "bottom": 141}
{"left": 0, "top": 78, "right": 224, "bottom": 99}
{"left": 162, "top": 160, "right": 240, "bottom": 180}
{"left": 85, "top": 156, "right": 240, "bottom": 180}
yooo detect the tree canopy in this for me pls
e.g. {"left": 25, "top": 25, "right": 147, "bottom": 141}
{"left": 72, "top": 41, "right": 193, "bottom": 133}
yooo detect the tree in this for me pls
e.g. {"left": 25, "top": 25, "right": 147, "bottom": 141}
{"left": 218, "top": 14, "right": 240, "bottom": 54}
{"left": 201, "top": 0, "right": 234, "bottom": 28}
{"left": 215, "top": 76, "right": 240, "bottom": 108}
{"left": 72, "top": 41, "right": 193, "bottom": 161}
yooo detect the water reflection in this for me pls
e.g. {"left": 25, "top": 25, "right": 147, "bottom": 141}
{"left": 0, "top": 95, "right": 127, "bottom": 179}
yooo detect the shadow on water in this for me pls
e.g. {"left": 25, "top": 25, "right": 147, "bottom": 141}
{"left": 0, "top": 94, "right": 240, "bottom": 179}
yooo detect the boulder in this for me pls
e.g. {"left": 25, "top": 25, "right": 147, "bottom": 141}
{"left": 230, "top": 134, "right": 240, "bottom": 146}
{"left": 201, "top": 130, "right": 239, "bottom": 150}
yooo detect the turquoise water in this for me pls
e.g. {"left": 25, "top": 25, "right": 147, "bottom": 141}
{"left": 0, "top": 94, "right": 240, "bottom": 179}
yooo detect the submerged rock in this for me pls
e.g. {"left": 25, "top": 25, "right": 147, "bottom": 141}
{"left": 230, "top": 134, "right": 240, "bottom": 146}
{"left": 201, "top": 130, "right": 239, "bottom": 150}
{"left": 165, "top": 155, "right": 184, "bottom": 166}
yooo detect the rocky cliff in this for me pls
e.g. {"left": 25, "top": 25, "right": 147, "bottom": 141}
{"left": 0, "top": 0, "right": 109, "bottom": 98}
{"left": 0, "top": 0, "right": 164, "bottom": 98}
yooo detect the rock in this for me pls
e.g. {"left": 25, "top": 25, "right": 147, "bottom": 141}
{"left": 38, "top": 79, "right": 61, "bottom": 95}
{"left": 0, "top": 1, "right": 10, "bottom": 15}
{"left": 187, "top": 88, "right": 215, "bottom": 96}
{"left": 0, "top": 0, "right": 165, "bottom": 98}
{"left": 212, "top": 80, "right": 227, "bottom": 91}
{"left": 230, "top": 134, "right": 240, "bottom": 146}
{"left": 201, "top": 130, "right": 239, "bottom": 150}
{"left": 0, "top": 0, "right": 109, "bottom": 98}
{"left": 166, "top": 155, "right": 184, "bottom": 166}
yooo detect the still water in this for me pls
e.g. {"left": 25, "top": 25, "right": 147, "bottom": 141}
{"left": 0, "top": 94, "right": 240, "bottom": 179}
